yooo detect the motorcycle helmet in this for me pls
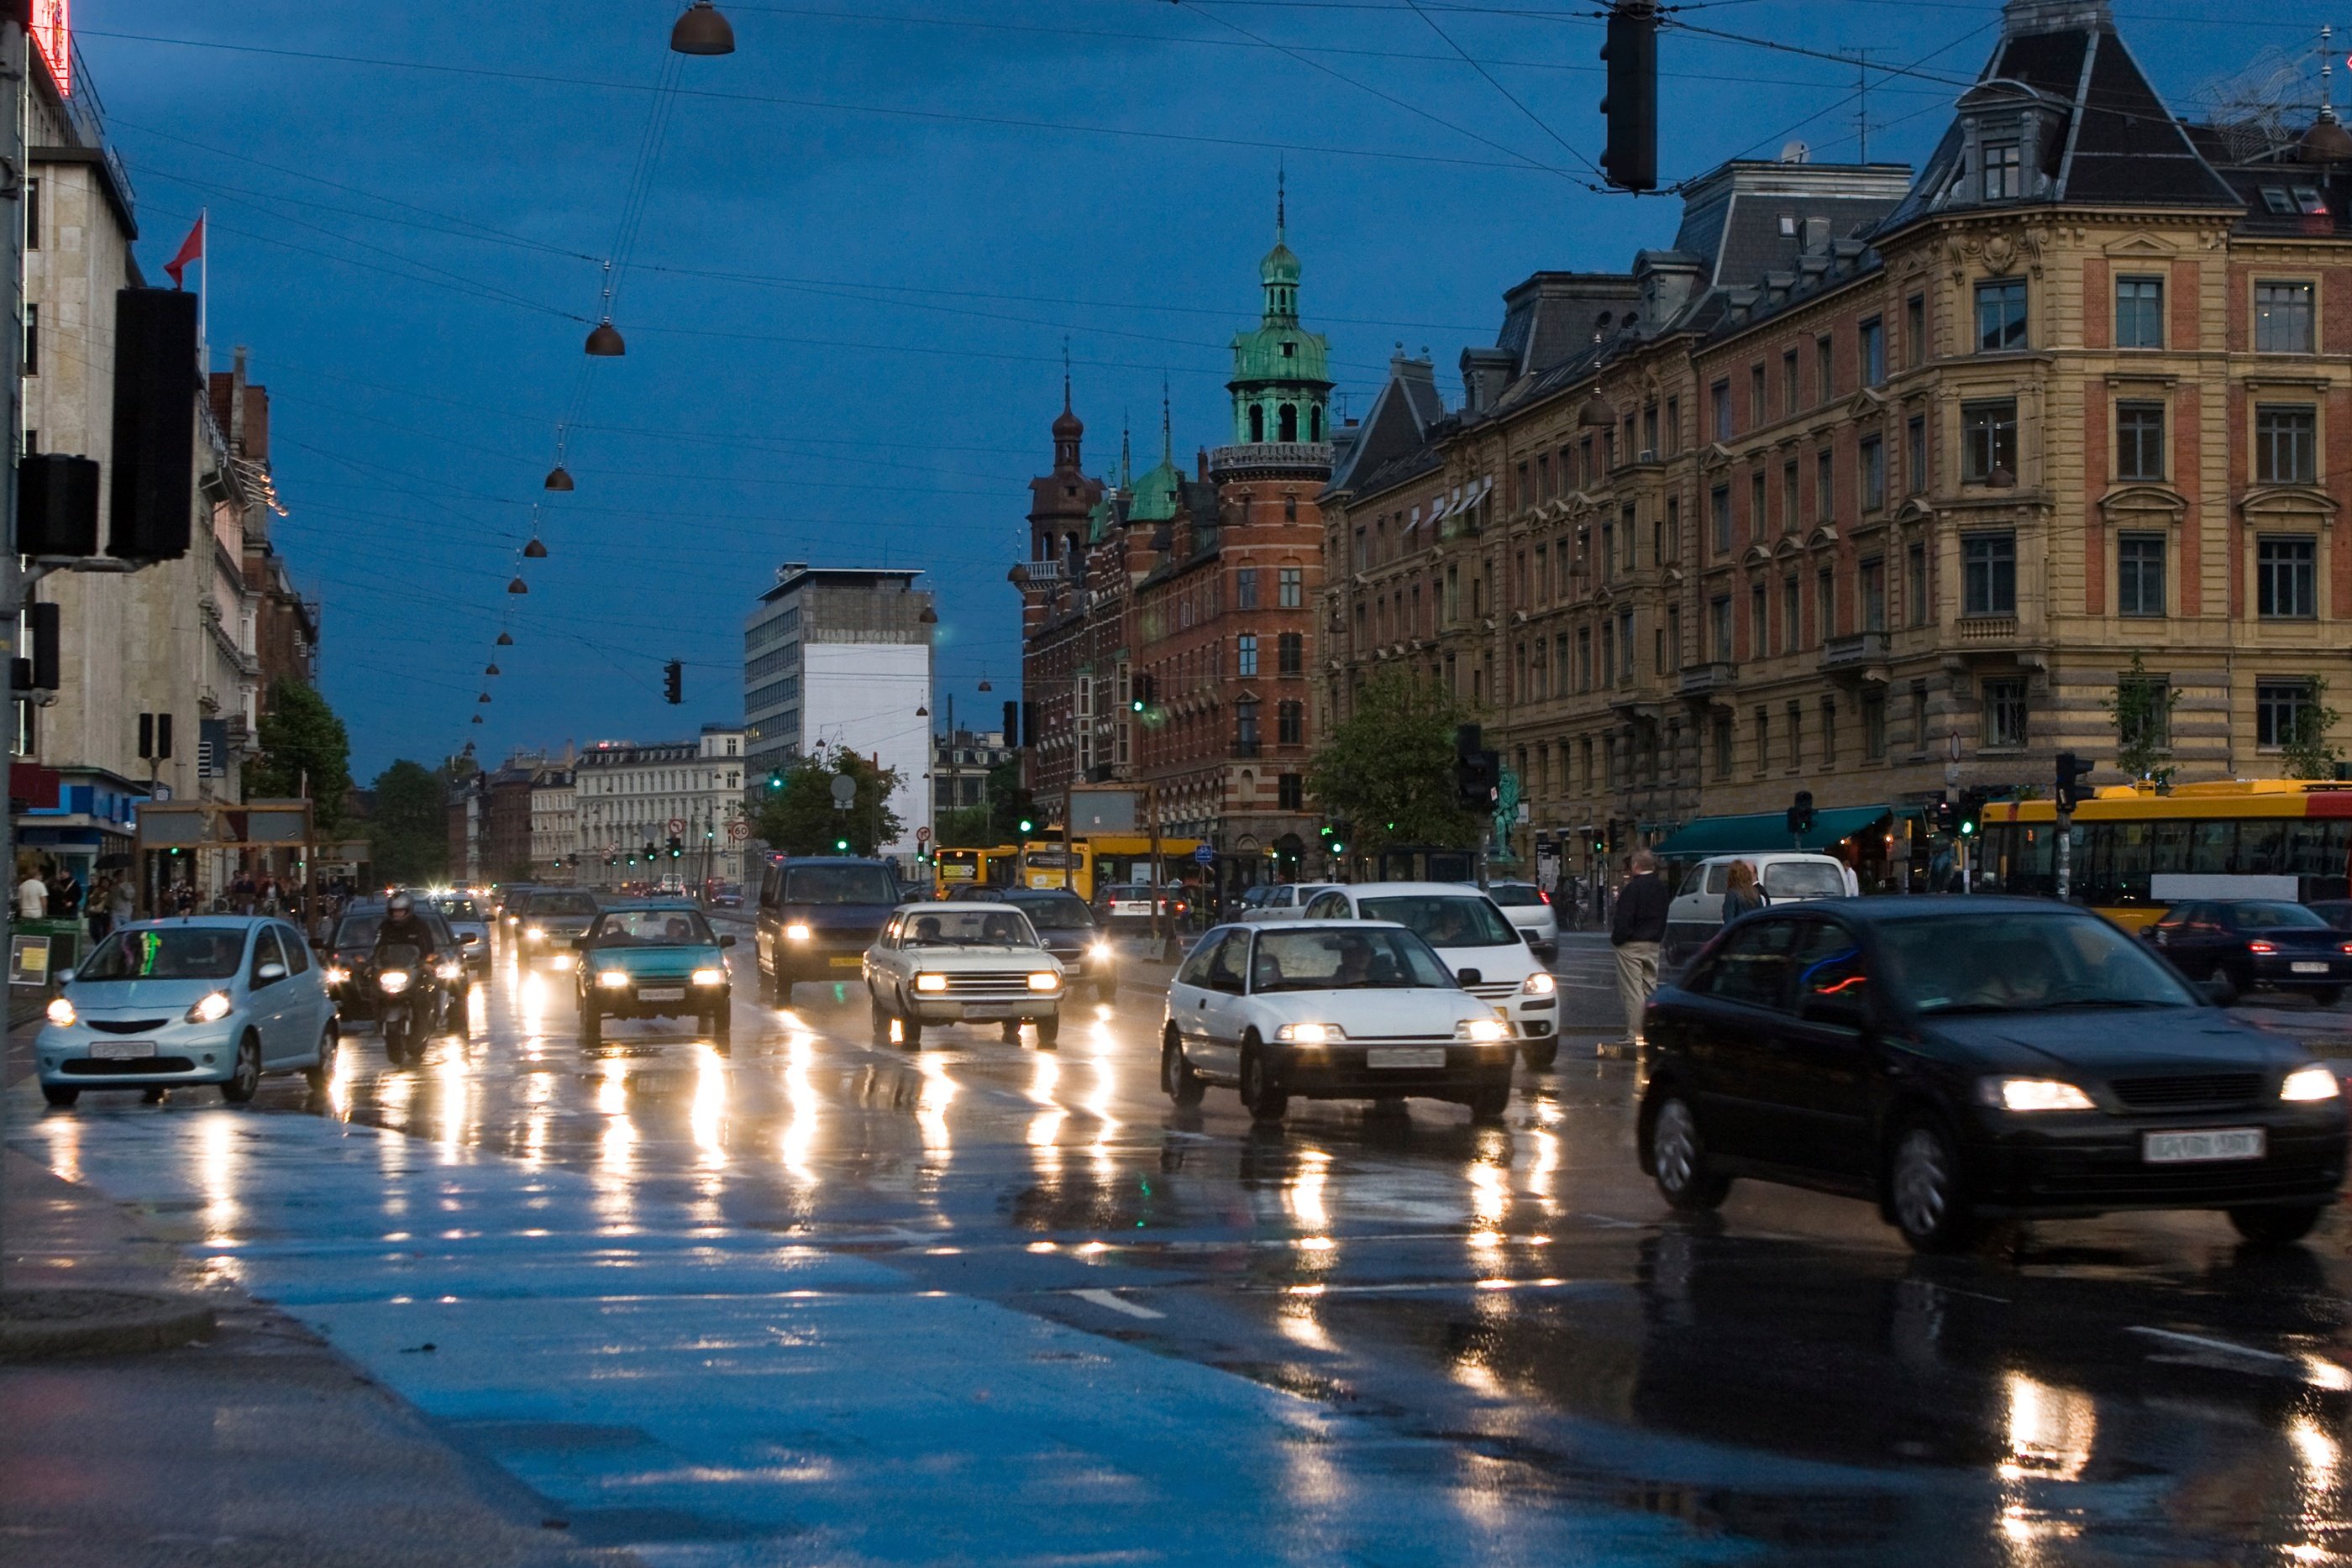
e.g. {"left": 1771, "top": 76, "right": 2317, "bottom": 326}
{"left": 387, "top": 892, "right": 414, "bottom": 915}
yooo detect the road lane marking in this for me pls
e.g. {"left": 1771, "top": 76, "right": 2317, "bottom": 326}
{"left": 1069, "top": 1287, "right": 1165, "bottom": 1319}
{"left": 2128, "top": 1325, "right": 2352, "bottom": 1388}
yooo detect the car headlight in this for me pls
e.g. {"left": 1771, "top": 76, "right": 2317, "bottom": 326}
{"left": 549, "top": 952, "right": 575, "bottom": 969}
{"left": 186, "top": 990, "right": 234, "bottom": 1024}
{"left": 377, "top": 970, "right": 412, "bottom": 995}
{"left": 45, "top": 995, "right": 75, "bottom": 1027}
{"left": 323, "top": 965, "right": 350, "bottom": 986}
{"left": 524, "top": 926, "right": 545, "bottom": 943}
{"left": 1028, "top": 971, "right": 1062, "bottom": 992}
{"left": 2281, "top": 1065, "right": 2342, "bottom": 1103}
{"left": 1980, "top": 1077, "right": 2094, "bottom": 1112}
{"left": 597, "top": 970, "right": 632, "bottom": 989}
{"left": 1276, "top": 1021, "right": 1344, "bottom": 1043}
{"left": 691, "top": 968, "right": 725, "bottom": 986}
{"left": 1090, "top": 941, "right": 1113, "bottom": 962}
{"left": 785, "top": 923, "right": 812, "bottom": 941}
{"left": 1520, "top": 971, "right": 1557, "bottom": 996}
{"left": 915, "top": 973, "right": 948, "bottom": 994}
{"left": 1457, "top": 1017, "right": 1511, "bottom": 1044}
{"left": 435, "top": 961, "right": 464, "bottom": 982}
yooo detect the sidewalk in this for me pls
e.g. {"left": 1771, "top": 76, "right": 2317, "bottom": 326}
{"left": 0, "top": 1146, "right": 626, "bottom": 1567}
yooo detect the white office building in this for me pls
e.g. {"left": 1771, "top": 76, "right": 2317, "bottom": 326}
{"left": 575, "top": 726, "right": 747, "bottom": 890}
{"left": 744, "top": 565, "right": 935, "bottom": 867}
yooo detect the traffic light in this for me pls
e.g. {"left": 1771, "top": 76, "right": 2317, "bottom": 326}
{"left": 1933, "top": 798, "right": 1958, "bottom": 836}
{"left": 643, "top": 842, "right": 656, "bottom": 862}
{"left": 663, "top": 659, "right": 683, "bottom": 705}
{"left": 1786, "top": 789, "right": 1816, "bottom": 837}
{"left": 1018, "top": 817, "right": 1034, "bottom": 834}
{"left": 668, "top": 835, "right": 683, "bottom": 859}
{"left": 110, "top": 289, "right": 200, "bottom": 562}
{"left": 1131, "top": 674, "right": 1158, "bottom": 714}
{"left": 1453, "top": 724, "right": 1501, "bottom": 811}
{"left": 767, "top": 771, "right": 784, "bottom": 790}
{"left": 1599, "top": 0, "right": 1659, "bottom": 193}
{"left": 2055, "top": 752, "right": 2096, "bottom": 812}
{"left": 834, "top": 837, "right": 850, "bottom": 852}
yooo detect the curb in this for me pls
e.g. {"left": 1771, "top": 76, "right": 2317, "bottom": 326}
{"left": 0, "top": 1288, "right": 217, "bottom": 1360}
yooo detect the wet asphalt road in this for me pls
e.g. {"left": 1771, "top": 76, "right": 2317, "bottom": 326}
{"left": 18, "top": 925, "right": 2352, "bottom": 1565}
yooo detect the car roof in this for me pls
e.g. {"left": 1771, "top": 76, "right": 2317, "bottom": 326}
{"left": 122, "top": 916, "right": 270, "bottom": 931}
{"left": 1003, "top": 889, "right": 1082, "bottom": 900}
{"left": 784, "top": 857, "right": 895, "bottom": 868}
{"left": 1331, "top": 881, "right": 1491, "bottom": 898}
{"left": 1215, "top": 919, "right": 1412, "bottom": 935}
{"left": 604, "top": 899, "right": 701, "bottom": 912}
{"left": 1755, "top": 894, "right": 2084, "bottom": 925}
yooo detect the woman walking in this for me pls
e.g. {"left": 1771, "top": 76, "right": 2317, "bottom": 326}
{"left": 1722, "top": 859, "right": 1766, "bottom": 920}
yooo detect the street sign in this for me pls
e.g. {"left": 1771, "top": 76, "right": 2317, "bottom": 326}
{"left": 666, "top": 817, "right": 685, "bottom": 836}
{"left": 1192, "top": 844, "right": 1215, "bottom": 866}
{"left": 830, "top": 775, "right": 858, "bottom": 809}
{"left": 726, "top": 821, "right": 748, "bottom": 842}
{"left": 916, "top": 826, "right": 931, "bottom": 842}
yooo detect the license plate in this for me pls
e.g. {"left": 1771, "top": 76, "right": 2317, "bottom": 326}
{"left": 829, "top": 955, "right": 863, "bottom": 968}
{"left": 2144, "top": 1128, "right": 2265, "bottom": 1164}
{"left": 638, "top": 987, "right": 686, "bottom": 1002}
{"left": 1367, "top": 1047, "right": 1446, "bottom": 1070}
{"left": 88, "top": 1040, "right": 155, "bottom": 1061}
{"left": 964, "top": 1004, "right": 1015, "bottom": 1020}
{"left": 2293, "top": 962, "right": 2331, "bottom": 974}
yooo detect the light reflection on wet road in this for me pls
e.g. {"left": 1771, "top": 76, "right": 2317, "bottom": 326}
{"left": 18, "top": 930, "right": 2352, "bottom": 1564}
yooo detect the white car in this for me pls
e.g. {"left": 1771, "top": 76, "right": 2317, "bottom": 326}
{"left": 1161, "top": 920, "right": 1516, "bottom": 1122}
{"left": 1299, "top": 882, "right": 1558, "bottom": 1067}
{"left": 1662, "top": 852, "right": 1859, "bottom": 968}
{"left": 1483, "top": 881, "right": 1560, "bottom": 957}
{"left": 1236, "top": 883, "right": 1341, "bottom": 925}
{"left": 864, "top": 902, "right": 1066, "bottom": 1047}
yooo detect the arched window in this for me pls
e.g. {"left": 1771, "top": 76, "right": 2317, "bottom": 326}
{"left": 1310, "top": 406, "right": 1323, "bottom": 442}
{"left": 1278, "top": 404, "right": 1299, "bottom": 442}
{"left": 1249, "top": 405, "right": 1265, "bottom": 442}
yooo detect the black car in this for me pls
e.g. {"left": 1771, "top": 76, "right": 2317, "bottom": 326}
{"left": 325, "top": 900, "right": 465, "bottom": 1021}
{"left": 1637, "top": 898, "right": 2347, "bottom": 1251}
{"left": 2148, "top": 899, "right": 2352, "bottom": 1005}
{"left": 2311, "top": 899, "right": 2352, "bottom": 932}
{"left": 757, "top": 857, "right": 901, "bottom": 998}
{"left": 1003, "top": 889, "right": 1116, "bottom": 1002}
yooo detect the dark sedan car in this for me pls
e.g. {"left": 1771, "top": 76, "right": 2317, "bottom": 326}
{"left": 1003, "top": 889, "right": 1116, "bottom": 1003}
{"left": 1637, "top": 898, "right": 2347, "bottom": 1251}
{"left": 2147, "top": 899, "right": 2352, "bottom": 1005}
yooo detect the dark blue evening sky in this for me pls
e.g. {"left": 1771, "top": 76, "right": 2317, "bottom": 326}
{"left": 84, "top": 1, "right": 2328, "bottom": 775}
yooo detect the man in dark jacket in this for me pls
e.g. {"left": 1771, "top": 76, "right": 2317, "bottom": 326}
{"left": 1609, "top": 849, "right": 1670, "bottom": 1046}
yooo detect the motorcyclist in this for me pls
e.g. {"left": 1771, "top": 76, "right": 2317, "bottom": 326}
{"left": 373, "top": 891, "right": 440, "bottom": 968}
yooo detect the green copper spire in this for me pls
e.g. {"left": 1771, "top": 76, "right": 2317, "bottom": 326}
{"left": 1229, "top": 172, "right": 1331, "bottom": 448}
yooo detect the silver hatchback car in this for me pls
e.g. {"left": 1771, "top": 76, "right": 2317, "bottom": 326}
{"left": 34, "top": 918, "right": 339, "bottom": 1107}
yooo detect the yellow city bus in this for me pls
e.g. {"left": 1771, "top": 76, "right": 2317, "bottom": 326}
{"left": 933, "top": 845, "right": 1018, "bottom": 898}
{"left": 1977, "top": 780, "right": 2352, "bottom": 929}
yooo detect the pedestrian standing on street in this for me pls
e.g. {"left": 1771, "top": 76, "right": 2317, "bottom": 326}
{"left": 1722, "top": 859, "right": 1765, "bottom": 920}
{"left": 1609, "top": 849, "right": 1669, "bottom": 1049}
{"left": 18, "top": 863, "right": 49, "bottom": 920}
{"left": 109, "top": 873, "right": 138, "bottom": 929}
{"left": 86, "top": 876, "right": 112, "bottom": 945}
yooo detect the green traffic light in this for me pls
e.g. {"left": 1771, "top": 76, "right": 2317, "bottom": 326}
{"left": 1018, "top": 819, "right": 1033, "bottom": 834}
{"left": 1959, "top": 821, "right": 1975, "bottom": 836}
{"left": 1331, "top": 843, "right": 1346, "bottom": 855}
{"left": 834, "top": 838, "right": 850, "bottom": 852}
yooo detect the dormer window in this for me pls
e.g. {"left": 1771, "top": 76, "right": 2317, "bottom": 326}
{"left": 1982, "top": 142, "right": 2021, "bottom": 201}
{"left": 1281, "top": 340, "right": 1296, "bottom": 357}
{"left": 2294, "top": 186, "right": 2328, "bottom": 216}
{"left": 2261, "top": 187, "right": 2294, "bottom": 214}
{"left": 1777, "top": 212, "right": 1797, "bottom": 237}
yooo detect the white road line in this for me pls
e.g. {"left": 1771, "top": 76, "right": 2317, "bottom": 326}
{"left": 1069, "top": 1287, "right": 1166, "bottom": 1319}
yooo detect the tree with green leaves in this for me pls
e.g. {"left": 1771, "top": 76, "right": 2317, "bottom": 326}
{"left": 2100, "top": 650, "right": 2181, "bottom": 784}
{"left": 244, "top": 679, "right": 353, "bottom": 831}
{"left": 753, "top": 748, "right": 906, "bottom": 857}
{"left": 368, "top": 759, "right": 448, "bottom": 887}
{"left": 935, "top": 753, "right": 1033, "bottom": 847}
{"left": 1306, "top": 670, "right": 1480, "bottom": 855}
{"left": 2283, "top": 677, "right": 2344, "bottom": 782}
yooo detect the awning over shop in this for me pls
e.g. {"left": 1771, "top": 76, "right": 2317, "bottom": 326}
{"left": 1651, "top": 805, "right": 1891, "bottom": 859}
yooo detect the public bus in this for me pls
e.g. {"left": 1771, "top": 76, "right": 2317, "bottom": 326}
{"left": 1976, "top": 779, "right": 2352, "bottom": 928}
{"left": 933, "top": 845, "right": 1018, "bottom": 898}
{"left": 935, "top": 836, "right": 1209, "bottom": 901}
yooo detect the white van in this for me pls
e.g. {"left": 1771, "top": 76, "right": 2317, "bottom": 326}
{"left": 1662, "top": 852, "right": 1859, "bottom": 968}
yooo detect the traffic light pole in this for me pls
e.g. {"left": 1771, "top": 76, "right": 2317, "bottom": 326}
{"left": 2055, "top": 807, "right": 2072, "bottom": 902}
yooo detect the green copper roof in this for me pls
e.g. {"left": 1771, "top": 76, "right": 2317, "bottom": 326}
{"left": 1260, "top": 239, "right": 1299, "bottom": 286}
{"left": 1126, "top": 457, "right": 1184, "bottom": 523}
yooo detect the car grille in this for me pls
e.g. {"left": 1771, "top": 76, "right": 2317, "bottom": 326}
{"left": 2110, "top": 1072, "right": 2266, "bottom": 1110}
{"left": 61, "top": 1057, "right": 197, "bottom": 1076}
{"left": 1467, "top": 982, "right": 1518, "bottom": 1002}
{"left": 85, "top": 1019, "right": 170, "bottom": 1035}
{"left": 934, "top": 973, "right": 1042, "bottom": 999}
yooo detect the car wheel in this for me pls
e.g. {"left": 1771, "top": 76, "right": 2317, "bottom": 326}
{"left": 1520, "top": 1037, "right": 1559, "bottom": 1071}
{"left": 2207, "top": 965, "right": 2239, "bottom": 1005}
{"left": 1238, "top": 1037, "right": 1287, "bottom": 1123}
{"left": 2313, "top": 987, "right": 2344, "bottom": 1009}
{"left": 2229, "top": 1203, "right": 2328, "bottom": 1246}
{"left": 1467, "top": 1081, "right": 1511, "bottom": 1121}
{"left": 1161, "top": 1030, "right": 1205, "bottom": 1106}
{"left": 1000, "top": 1020, "right": 1022, "bottom": 1044}
{"left": 896, "top": 993, "right": 923, "bottom": 1049}
{"left": 221, "top": 1033, "right": 262, "bottom": 1104}
{"left": 1035, "top": 1014, "right": 1059, "bottom": 1050}
{"left": 1646, "top": 1092, "right": 1730, "bottom": 1211}
{"left": 39, "top": 1083, "right": 77, "bottom": 1108}
{"left": 1888, "top": 1117, "right": 1976, "bottom": 1252}
{"left": 303, "top": 1028, "right": 338, "bottom": 1092}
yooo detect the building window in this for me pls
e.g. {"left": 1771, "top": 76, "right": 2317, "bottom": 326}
{"left": 1278, "top": 567, "right": 1302, "bottom": 607}
{"left": 2256, "top": 536, "right": 2317, "bottom": 619}
{"left": 1862, "top": 693, "right": 1887, "bottom": 761}
{"left": 1860, "top": 317, "right": 1886, "bottom": 388}
{"left": 1781, "top": 459, "right": 1798, "bottom": 534}
{"left": 1860, "top": 556, "right": 1886, "bottom": 632}
{"left": 1906, "top": 413, "right": 1927, "bottom": 495}
{"left": 1982, "top": 141, "right": 2021, "bottom": 200}
{"left": 1236, "top": 700, "right": 1261, "bottom": 757}
{"left": 1816, "top": 336, "right": 1834, "bottom": 403}
{"left": 2255, "top": 405, "right": 2318, "bottom": 484}
{"left": 2255, "top": 281, "right": 2316, "bottom": 354}
{"left": 1962, "top": 532, "right": 2016, "bottom": 616}
{"left": 1662, "top": 496, "right": 1679, "bottom": 564}
{"left": 2116, "top": 401, "right": 2165, "bottom": 482}
{"left": 1642, "top": 404, "right": 1658, "bottom": 456}
{"left": 2259, "top": 680, "right": 2318, "bottom": 751}
{"left": 1577, "top": 626, "right": 1591, "bottom": 690}
{"left": 1278, "top": 700, "right": 1303, "bottom": 747}
{"left": 1859, "top": 434, "right": 1885, "bottom": 512}
{"left": 1705, "top": 712, "right": 1730, "bottom": 779}
{"left": 1236, "top": 634, "right": 1257, "bottom": 677}
{"left": 1664, "top": 396, "right": 1679, "bottom": 454}
{"left": 1707, "top": 595, "right": 1731, "bottom": 663}
{"left": 1749, "top": 472, "right": 1765, "bottom": 544}
{"left": 1961, "top": 399, "right": 2018, "bottom": 482}
{"left": 1278, "top": 631, "right": 1302, "bottom": 676}
{"left": 2117, "top": 672, "right": 2171, "bottom": 756}
{"left": 23, "top": 178, "right": 35, "bottom": 250}
{"left": 1982, "top": 677, "right": 2027, "bottom": 748}
{"left": 22, "top": 303, "right": 34, "bottom": 376}
{"left": 1748, "top": 584, "right": 1766, "bottom": 660}
{"left": 2115, "top": 275, "right": 2163, "bottom": 349}
{"left": 1711, "top": 380, "right": 1732, "bottom": 440}
{"left": 1276, "top": 771, "right": 1303, "bottom": 810}
{"left": 1750, "top": 363, "right": 1766, "bottom": 427}
{"left": 1753, "top": 706, "right": 1771, "bottom": 774}
{"left": 1908, "top": 541, "right": 1928, "bottom": 626}
{"left": 2118, "top": 532, "right": 2165, "bottom": 618}
{"left": 1782, "top": 574, "right": 1799, "bottom": 653}
{"left": 1815, "top": 448, "right": 1832, "bottom": 524}
{"left": 1975, "top": 279, "right": 2028, "bottom": 351}
{"left": 1782, "top": 349, "right": 1799, "bottom": 414}
{"left": 1709, "top": 484, "right": 1731, "bottom": 555}
{"left": 1618, "top": 610, "right": 1635, "bottom": 684}
{"left": 1236, "top": 568, "right": 1258, "bottom": 608}
{"left": 1905, "top": 292, "right": 1926, "bottom": 367}
{"left": 1820, "top": 696, "right": 1838, "bottom": 767}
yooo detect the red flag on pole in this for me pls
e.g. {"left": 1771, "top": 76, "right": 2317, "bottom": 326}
{"left": 164, "top": 214, "right": 204, "bottom": 289}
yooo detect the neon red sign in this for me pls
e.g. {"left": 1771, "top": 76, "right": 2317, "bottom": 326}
{"left": 33, "top": 1, "right": 69, "bottom": 97}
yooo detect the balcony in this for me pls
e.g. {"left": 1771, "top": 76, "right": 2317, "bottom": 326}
{"left": 1207, "top": 442, "right": 1335, "bottom": 480}
{"left": 1677, "top": 662, "right": 1737, "bottom": 700}
{"left": 1819, "top": 631, "right": 1887, "bottom": 673}
{"left": 1956, "top": 615, "right": 2019, "bottom": 645}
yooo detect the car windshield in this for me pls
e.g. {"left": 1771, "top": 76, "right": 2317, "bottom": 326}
{"left": 1010, "top": 897, "right": 1091, "bottom": 931}
{"left": 2227, "top": 901, "right": 2331, "bottom": 931}
{"left": 1357, "top": 895, "right": 1520, "bottom": 948}
{"left": 78, "top": 927, "right": 247, "bottom": 981}
{"left": 1486, "top": 884, "right": 1546, "bottom": 908}
{"left": 334, "top": 915, "right": 382, "bottom": 947}
{"left": 524, "top": 893, "right": 598, "bottom": 919}
{"left": 1762, "top": 862, "right": 1846, "bottom": 899}
{"left": 1877, "top": 913, "right": 2197, "bottom": 1014}
{"left": 592, "top": 909, "right": 715, "bottom": 947}
{"left": 785, "top": 864, "right": 897, "bottom": 905}
{"left": 435, "top": 899, "right": 482, "bottom": 921}
{"left": 1251, "top": 929, "right": 1457, "bottom": 993}
{"left": 898, "top": 909, "right": 1039, "bottom": 947}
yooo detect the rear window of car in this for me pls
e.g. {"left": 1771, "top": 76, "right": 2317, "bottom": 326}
{"left": 80, "top": 926, "right": 247, "bottom": 980}
{"left": 436, "top": 899, "right": 482, "bottom": 920}
{"left": 1009, "top": 895, "right": 1092, "bottom": 931}
{"left": 1357, "top": 894, "right": 1520, "bottom": 948}
{"left": 785, "top": 864, "right": 898, "bottom": 905}
{"left": 525, "top": 892, "right": 598, "bottom": 918}
{"left": 1762, "top": 862, "right": 1845, "bottom": 899}
{"left": 2225, "top": 901, "right": 2330, "bottom": 931}
{"left": 1486, "top": 885, "right": 1546, "bottom": 908}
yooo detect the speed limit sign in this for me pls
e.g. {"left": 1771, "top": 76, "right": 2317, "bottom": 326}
{"left": 727, "top": 820, "right": 748, "bottom": 842}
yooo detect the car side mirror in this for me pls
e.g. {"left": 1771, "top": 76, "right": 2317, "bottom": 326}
{"left": 55, "top": 968, "right": 73, "bottom": 986}
{"left": 1797, "top": 989, "right": 1869, "bottom": 1031}
{"left": 459, "top": 930, "right": 480, "bottom": 943}
{"left": 255, "top": 962, "right": 288, "bottom": 985}
{"left": 1457, "top": 968, "right": 1483, "bottom": 987}
{"left": 721, "top": 935, "right": 738, "bottom": 947}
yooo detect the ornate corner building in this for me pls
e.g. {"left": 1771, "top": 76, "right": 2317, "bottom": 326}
{"left": 1016, "top": 214, "right": 1331, "bottom": 885}
{"left": 1319, "top": 0, "right": 2352, "bottom": 886}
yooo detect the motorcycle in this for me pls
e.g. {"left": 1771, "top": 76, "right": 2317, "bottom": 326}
{"left": 373, "top": 941, "right": 459, "bottom": 1066}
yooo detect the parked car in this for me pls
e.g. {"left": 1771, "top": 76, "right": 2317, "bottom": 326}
{"left": 1160, "top": 921, "right": 1515, "bottom": 1123}
{"left": 864, "top": 903, "right": 1065, "bottom": 1047}
{"left": 35, "top": 919, "right": 339, "bottom": 1107}
{"left": 1235, "top": 883, "right": 1341, "bottom": 925}
{"left": 2145, "top": 899, "right": 2352, "bottom": 1005}
{"left": 1637, "top": 897, "right": 2348, "bottom": 1251}
{"left": 512, "top": 888, "right": 600, "bottom": 970}
{"left": 760, "top": 857, "right": 903, "bottom": 998}
{"left": 1002, "top": 889, "right": 1117, "bottom": 1002}
{"left": 1298, "top": 883, "right": 1557, "bottom": 1068}
{"left": 1663, "top": 852, "right": 1859, "bottom": 969}
{"left": 575, "top": 901, "right": 736, "bottom": 1043}
{"left": 1483, "top": 881, "right": 1560, "bottom": 958}
{"left": 432, "top": 894, "right": 493, "bottom": 980}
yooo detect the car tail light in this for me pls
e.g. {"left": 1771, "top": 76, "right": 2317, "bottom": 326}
{"left": 1539, "top": 889, "right": 1551, "bottom": 905}
{"left": 2339, "top": 942, "right": 2352, "bottom": 954}
{"left": 2250, "top": 941, "right": 2278, "bottom": 954}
